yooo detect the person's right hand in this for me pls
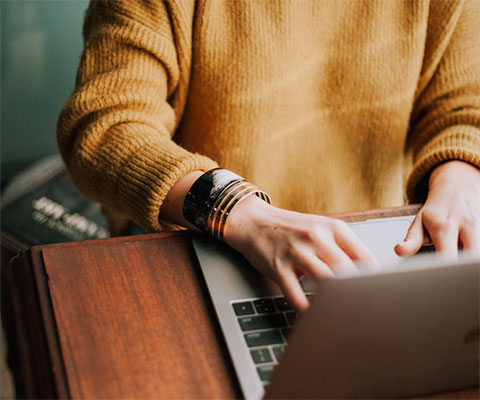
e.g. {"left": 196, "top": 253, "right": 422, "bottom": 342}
{"left": 223, "top": 195, "right": 379, "bottom": 311}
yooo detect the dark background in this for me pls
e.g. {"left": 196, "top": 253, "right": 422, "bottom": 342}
{"left": 1, "top": 2, "right": 89, "bottom": 398}
{"left": 1, "top": 0, "right": 89, "bottom": 185}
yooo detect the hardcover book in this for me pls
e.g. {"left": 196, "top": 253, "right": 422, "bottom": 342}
{"left": 1, "top": 155, "right": 109, "bottom": 252}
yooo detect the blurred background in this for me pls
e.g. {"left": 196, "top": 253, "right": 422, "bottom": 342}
{"left": 1, "top": 1, "right": 89, "bottom": 398}
{"left": 1, "top": 0, "right": 89, "bottom": 185}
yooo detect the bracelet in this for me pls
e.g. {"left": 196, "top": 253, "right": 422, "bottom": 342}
{"left": 183, "top": 168, "right": 243, "bottom": 232}
{"left": 183, "top": 168, "right": 271, "bottom": 239}
{"left": 212, "top": 182, "right": 267, "bottom": 241}
{"left": 209, "top": 181, "right": 255, "bottom": 240}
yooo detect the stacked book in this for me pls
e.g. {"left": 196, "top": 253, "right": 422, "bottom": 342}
{"left": 1, "top": 154, "right": 109, "bottom": 252}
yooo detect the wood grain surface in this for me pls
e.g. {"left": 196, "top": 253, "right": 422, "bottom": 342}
{"left": 8, "top": 252, "right": 58, "bottom": 398}
{"left": 329, "top": 203, "right": 422, "bottom": 222}
{"left": 40, "top": 233, "right": 240, "bottom": 399}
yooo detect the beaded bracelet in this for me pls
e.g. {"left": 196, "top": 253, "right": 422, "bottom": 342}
{"left": 183, "top": 168, "right": 271, "bottom": 239}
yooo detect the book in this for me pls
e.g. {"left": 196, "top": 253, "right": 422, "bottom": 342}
{"left": 1, "top": 154, "right": 109, "bottom": 252}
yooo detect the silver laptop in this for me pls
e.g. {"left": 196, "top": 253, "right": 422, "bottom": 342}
{"left": 192, "top": 216, "right": 480, "bottom": 399}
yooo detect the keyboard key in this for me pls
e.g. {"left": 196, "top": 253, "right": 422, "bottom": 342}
{"left": 253, "top": 299, "right": 276, "bottom": 314}
{"left": 232, "top": 301, "right": 255, "bottom": 316}
{"left": 250, "top": 348, "right": 273, "bottom": 364}
{"left": 238, "top": 313, "right": 287, "bottom": 331}
{"left": 274, "top": 297, "right": 293, "bottom": 311}
{"left": 272, "top": 345, "right": 285, "bottom": 361}
{"left": 257, "top": 365, "right": 275, "bottom": 382}
{"left": 285, "top": 311, "right": 297, "bottom": 326}
{"left": 244, "top": 330, "right": 284, "bottom": 347}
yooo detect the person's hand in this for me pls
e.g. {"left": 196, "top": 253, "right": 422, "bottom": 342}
{"left": 223, "top": 196, "right": 379, "bottom": 311}
{"left": 395, "top": 161, "right": 480, "bottom": 258}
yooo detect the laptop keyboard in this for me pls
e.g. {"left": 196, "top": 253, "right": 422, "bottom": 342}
{"left": 232, "top": 295, "right": 313, "bottom": 384}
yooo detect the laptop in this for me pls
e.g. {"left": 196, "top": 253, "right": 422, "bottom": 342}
{"left": 192, "top": 216, "right": 480, "bottom": 399}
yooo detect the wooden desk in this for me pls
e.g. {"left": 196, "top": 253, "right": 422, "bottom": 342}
{"left": 8, "top": 205, "right": 479, "bottom": 399}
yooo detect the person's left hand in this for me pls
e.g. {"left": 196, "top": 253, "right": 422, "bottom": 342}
{"left": 395, "top": 160, "right": 480, "bottom": 258}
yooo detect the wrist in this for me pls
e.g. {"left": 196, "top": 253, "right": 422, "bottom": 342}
{"left": 223, "top": 194, "right": 273, "bottom": 248}
{"left": 429, "top": 160, "right": 480, "bottom": 190}
{"left": 159, "top": 170, "right": 204, "bottom": 230}
{"left": 182, "top": 168, "right": 271, "bottom": 240}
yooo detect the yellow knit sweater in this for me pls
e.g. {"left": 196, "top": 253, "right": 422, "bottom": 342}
{"left": 57, "top": 0, "right": 480, "bottom": 232}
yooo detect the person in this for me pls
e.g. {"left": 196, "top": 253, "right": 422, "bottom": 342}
{"left": 57, "top": 0, "right": 480, "bottom": 311}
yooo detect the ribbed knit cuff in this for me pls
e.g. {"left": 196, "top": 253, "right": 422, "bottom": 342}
{"left": 406, "top": 126, "right": 480, "bottom": 202}
{"left": 115, "top": 134, "right": 218, "bottom": 232}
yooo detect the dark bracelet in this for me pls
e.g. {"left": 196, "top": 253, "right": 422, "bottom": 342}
{"left": 183, "top": 168, "right": 244, "bottom": 232}
{"left": 183, "top": 168, "right": 271, "bottom": 238}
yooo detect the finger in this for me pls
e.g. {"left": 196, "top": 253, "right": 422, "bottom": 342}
{"left": 333, "top": 223, "right": 380, "bottom": 270}
{"left": 275, "top": 267, "right": 309, "bottom": 312}
{"left": 459, "top": 225, "right": 480, "bottom": 256}
{"left": 395, "top": 214, "right": 426, "bottom": 257}
{"left": 428, "top": 220, "right": 459, "bottom": 259}
{"left": 293, "top": 250, "right": 335, "bottom": 281}
{"left": 315, "top": 239, "right": 358, "bottom": 275}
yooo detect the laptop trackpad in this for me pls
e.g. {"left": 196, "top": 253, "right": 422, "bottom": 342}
{"left": 302, "top": 216, "right": 414, "bottom": 292}
{"left": 349, "top": 217, "right": 413, "bottom": 267}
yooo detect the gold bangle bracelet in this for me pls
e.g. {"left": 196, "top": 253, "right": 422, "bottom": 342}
{"left": 212, "top": 185, "right": 258, "bottom": 240}
{"left": 211, "top": 183, "right": 271, "bottom": 241}
{"left": 183, "top": 168, "right": 271, "bottom": 240}
{"left": 217, "top": 187, "right": 260, "bottom": 241}
{"left": 207, "top": 181, "right": 252, "bottom": 238}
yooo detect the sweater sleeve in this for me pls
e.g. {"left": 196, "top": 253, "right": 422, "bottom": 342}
{"left": 405, "top": 0, "right": 480, "bottom": 203}
{"left": 56, "top": 0, "right": 217, "bottom": 232}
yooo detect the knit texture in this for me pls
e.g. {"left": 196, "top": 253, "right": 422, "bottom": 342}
{"left": 57, "top": 0, "right": 480, "bottom": 232}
